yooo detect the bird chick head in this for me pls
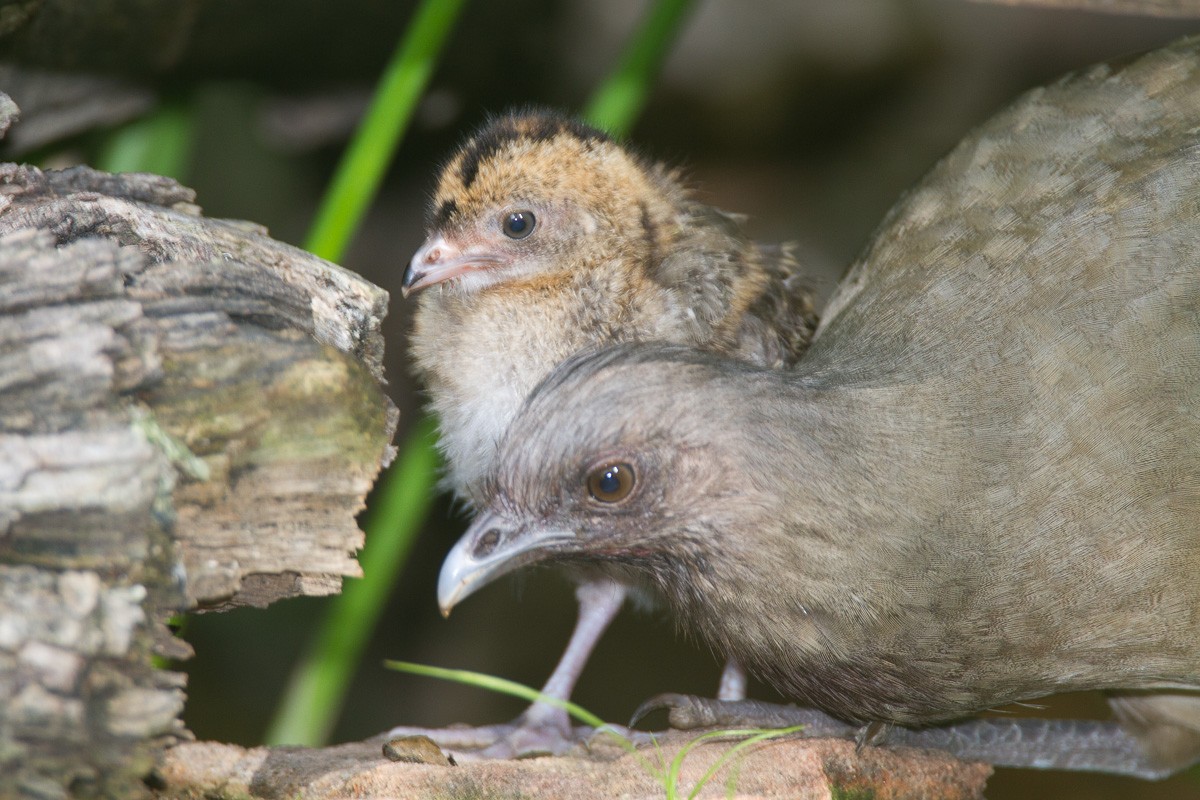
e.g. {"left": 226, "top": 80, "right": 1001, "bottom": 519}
{"left": 404, "top": 110, "right": 685, "bottom": 297}
{"left": 437, "top": 343, "right": 784, "bottom": 616}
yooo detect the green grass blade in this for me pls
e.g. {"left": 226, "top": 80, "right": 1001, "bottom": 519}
{"left": 304, "top": 0, "right": 467, "bottom": 261}
{"left": 582, "top": 0, "right": 698, "bottom": 137}
{"left": 264, "top": 418, "right": 440, "bottom": 745}
{"left": 385, "top": 660, "right": 610, "bottom": 730}
{"left": 667, "top": 729, "right": 733, "bottom": 800}
{"left": 665, "top": 728, "right": 787, "bottom": 799}
{"left": 385, "top": 660, "right": 667, "bottom": 782}
{"left": 684, "top": 727, "right": 804, "bottom": 799}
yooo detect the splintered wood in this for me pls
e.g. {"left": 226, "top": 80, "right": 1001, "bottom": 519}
{"left": 0, "top": 153, "right": 395, "bottom": 795}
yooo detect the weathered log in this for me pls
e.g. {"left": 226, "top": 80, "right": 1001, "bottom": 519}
{"left": 155, "top": 732, "right": 991, "bottom": 800}
{"left": 0, "top": 94, "right": 396, "bottom": 796}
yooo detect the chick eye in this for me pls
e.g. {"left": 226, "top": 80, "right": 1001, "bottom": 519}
{"left": 502, "top": 210, "right": 536, "bottom": 239}
{"left": 586, "top": 462, "right": 635, "bottom": 503}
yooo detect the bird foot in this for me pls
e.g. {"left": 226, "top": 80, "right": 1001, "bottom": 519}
{"left": 384, "top": 717, "right": 650, "bottom": 762}
{"left": 630, "top": 693, "right": 858, "bottom": 738}
{"left": 629, "top": 694, "right": 1181, "bottom": 779}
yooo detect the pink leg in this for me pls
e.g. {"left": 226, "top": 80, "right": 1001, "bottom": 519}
{"left": 717, "top": 658, "right": 747, "bottom": 702}
{"left": 518, "top": 579, "right": 627, "bottom": 730}
{"left": 387, "top": 579, "right": 635, "bottom": 759}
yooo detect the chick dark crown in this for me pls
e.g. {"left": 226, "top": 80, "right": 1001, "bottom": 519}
{"left": 429, "top": 112, "right": 627, "bottom": 226}
{"left": 425, "top": 110, "right": 693, "bottom": 284}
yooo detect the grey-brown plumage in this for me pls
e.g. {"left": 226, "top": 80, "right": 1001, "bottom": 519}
{"left": 401, "top": 109, "right": 817, "bottom": 755}
{"left": 438, "top": 38, "right": 1200, "bottom": 777}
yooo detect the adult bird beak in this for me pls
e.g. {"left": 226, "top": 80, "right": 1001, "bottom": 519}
{"left": 437, "top": 510, "right": 577, "bottom": 617}
{"left": 402, "top": 235, "right": 503, "bottom": 297}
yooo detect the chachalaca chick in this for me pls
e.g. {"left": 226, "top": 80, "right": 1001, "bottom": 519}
{"left": 437, "top": 38, "right": 1200, "bottom": 778}
{"left": 400, "top": 110, "right": 817, "bottom": 757}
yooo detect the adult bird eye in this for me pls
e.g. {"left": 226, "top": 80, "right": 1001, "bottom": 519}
{"left": 502, "top": 210, "right": 536, "bottom": 239}
{"left": 586, "top": 462, "right": 635, "bottom": 503}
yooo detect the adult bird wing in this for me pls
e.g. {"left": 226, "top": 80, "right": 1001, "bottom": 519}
{"left": 802, "top": 34, "right": 1200, "bottom": 768}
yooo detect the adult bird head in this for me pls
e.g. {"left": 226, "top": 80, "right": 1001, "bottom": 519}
{"left": 403, "top": 109, "right": 687, "bottom": 298}
{"left": 432, "top": 341, "right": 954, "bottom": 725}
{"left": 436, "top": 343, "right": 804, "bottom": 618}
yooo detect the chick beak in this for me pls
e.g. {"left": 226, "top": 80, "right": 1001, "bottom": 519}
{"left": 402, "top": 235, "right": 504, "bottom": 297}
{"left": 437, "top": 510, "right": 576, "bottom": 617}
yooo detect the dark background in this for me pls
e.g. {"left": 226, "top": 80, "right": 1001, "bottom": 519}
{"left": 8, "top": 2, "right": 1196, "bottom": 797}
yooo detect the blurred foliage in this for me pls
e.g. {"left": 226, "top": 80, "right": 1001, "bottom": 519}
{"left": 304, "top": 0, "right": 468, "bottom": 262}
{"left": 95, "top": 99, "right": 194, "bottom": 180}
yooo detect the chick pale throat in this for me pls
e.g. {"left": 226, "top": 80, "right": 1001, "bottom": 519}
{"left": 401, "top": 109, "right": 817, "bottom": 758}
{"left": 438, "top": 39, "right": 1200, "bottom": 778}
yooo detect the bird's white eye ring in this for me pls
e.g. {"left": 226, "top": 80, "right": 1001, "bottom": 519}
{"left": 586, "top": 461, "right": 635, "bottom": 503}
{"left": 502, "top": 210, "right": 536, "bottom": 239}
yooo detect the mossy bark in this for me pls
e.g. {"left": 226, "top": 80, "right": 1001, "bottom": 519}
{"left": 0, "top": 95, "right": 396, "bottom": 797}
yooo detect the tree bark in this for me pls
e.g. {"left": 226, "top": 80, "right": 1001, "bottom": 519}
{"left": 0, "top": 95, "right": 396, "bottom": 797}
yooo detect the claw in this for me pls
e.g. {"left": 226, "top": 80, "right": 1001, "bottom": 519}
{"left": 630, "top": 692, "right": 696, "bottom": 729}
{"left": 855, "top": 720, "right": 890, "bottom": 751}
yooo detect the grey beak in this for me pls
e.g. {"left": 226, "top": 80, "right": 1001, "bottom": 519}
{"left": 437, "top": 510, "right": 576, "bottom": 617}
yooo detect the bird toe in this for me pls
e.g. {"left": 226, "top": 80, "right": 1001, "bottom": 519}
{"left": 630, "top": 693, "right": 859, "bottom": 738}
